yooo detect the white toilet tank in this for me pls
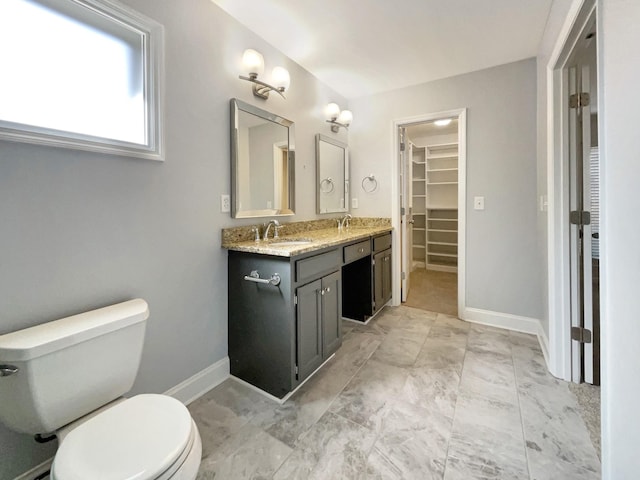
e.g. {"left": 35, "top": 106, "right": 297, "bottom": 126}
{"left": 0, "top": 299, "right": 149, "bottom": 434}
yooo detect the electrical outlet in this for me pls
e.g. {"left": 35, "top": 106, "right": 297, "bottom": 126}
{"left": 352, "top": 198, "right": 359, "bottom": 209}
{"left": 474, "top": 196, "right": 485, "bottom": 210}
{"left": 220, "top": 194, "right": 230, "bottom": 213}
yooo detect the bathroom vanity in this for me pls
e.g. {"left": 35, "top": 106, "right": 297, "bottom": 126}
{"left": 224, "top": 220, "right": 391, "bottom": 399}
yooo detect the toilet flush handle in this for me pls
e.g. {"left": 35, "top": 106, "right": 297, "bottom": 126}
{"left": 0, "top": 365, "right": 18, "bottom": 377}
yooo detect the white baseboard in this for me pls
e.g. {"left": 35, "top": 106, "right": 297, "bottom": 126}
{"left": 164, "top": 356, "right": 230, "bottom": 405}
{"left": 461, "top": 307, "right": 541, "bottom": 335}
{"left": 426, "top": 264, "right": 457, "bottom": 273}
{"left": 537, "top": 323, "right": 552, "bottom": 370}
{"left": 13, "top": 458, "right": 52, "bottom": 480}
{"left": 461, "top": 307, "right": 553, "bottom": 359}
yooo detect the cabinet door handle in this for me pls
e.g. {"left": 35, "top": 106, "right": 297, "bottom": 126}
{"left": 326, "top": 287, "right": 331, "bottom": 293}
{"left": 320, "top": 288, "right": 325, "bottom": 296}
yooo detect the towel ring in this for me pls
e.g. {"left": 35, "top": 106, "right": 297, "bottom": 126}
{"left": 320, "top": 177, "right": 335, "bottom": 194}
{"left": 361, "top": 174, "right": 378, "bottom": 193}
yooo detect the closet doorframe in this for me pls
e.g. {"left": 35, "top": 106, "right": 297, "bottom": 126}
{"left": 391, "top": 109, "right": 467, "bottom": 315}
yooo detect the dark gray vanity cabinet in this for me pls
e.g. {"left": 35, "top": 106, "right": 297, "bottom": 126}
{"left": 227, "top": 230, "right": 392, "bottom": 397}
{"left": 228, "top": 248, "right": 341, "bottom": 399}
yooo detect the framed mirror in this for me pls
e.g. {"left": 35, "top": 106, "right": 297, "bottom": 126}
{"left": 230, "top": 98, "right": 295, "bottom": 218}
{"left": 316, "top": 134, "right": 349, "bottom": 214}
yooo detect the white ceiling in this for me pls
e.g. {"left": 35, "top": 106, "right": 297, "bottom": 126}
{"left": 212, "top": 0, "right": 554, "bottom": 99}
{"left": 407, "top": 119, "right": 459, "bottom": 140}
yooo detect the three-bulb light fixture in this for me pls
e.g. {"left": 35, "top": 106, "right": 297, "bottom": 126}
{"left": 239, "top": 49, "right": 291, "bottom": 99}
{"left": 324, "top": 103, "right": 353, "bottom": 132}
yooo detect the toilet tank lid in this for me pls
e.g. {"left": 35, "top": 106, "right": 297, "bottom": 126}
{"left": 0, "top": 299, "right": 149, "bottom": 361}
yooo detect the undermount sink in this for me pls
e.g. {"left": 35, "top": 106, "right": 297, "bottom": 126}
{"left": 268, "top": 238, "right": 314, "bottom": 246}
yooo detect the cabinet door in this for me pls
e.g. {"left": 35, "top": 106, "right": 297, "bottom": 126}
{"left": 373, "top": 250, "right": 384, "bottom": 314}
{"left": 373, "top": 249, "right": 393, "bottom": 313}
{"left": 296, "top": 279, "right": 323, "bottom": 381}
{"left": 322, "top": 270, "right": 342, "bottom": 357}
{"left": 381, "top": 249, "right": 393, "bottom": 305}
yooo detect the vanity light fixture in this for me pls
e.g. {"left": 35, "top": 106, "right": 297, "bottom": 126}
{"left": 325, "top": 103, "right": 353, "bottom": 132}
{"left": 239, "top": 48, "right": 290, "bottom": 99}
{"left": 434, "top": 118, "right": 452, "bottom": 127}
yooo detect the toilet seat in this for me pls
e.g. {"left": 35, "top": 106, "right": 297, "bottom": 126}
{"left": 50, "top": 394, "right": 197, "bottom": 480}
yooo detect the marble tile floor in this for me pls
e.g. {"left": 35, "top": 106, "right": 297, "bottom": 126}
{"left": 189, "top": 306, "right": 600, "bottom": 479}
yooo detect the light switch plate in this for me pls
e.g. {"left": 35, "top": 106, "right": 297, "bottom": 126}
{"left": 352, "top": 198, "right": 359, "bottom": 209}
{"left": 474, "top": 196, "right": 485, "bottom": 210}
{"left": 220, "top": 194, "right": 230, "bottom": 213}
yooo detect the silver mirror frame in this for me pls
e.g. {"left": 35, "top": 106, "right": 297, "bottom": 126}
{"left": 316, "top": 134, "right": 349, "bottom": 214}
{"left": 230, "top": 98, "right": 295, "bottom": 218}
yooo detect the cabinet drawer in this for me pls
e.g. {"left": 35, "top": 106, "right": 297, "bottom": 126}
{"left": 343, "top": 240, "right": 371, "bottom": 264}
{"left": 296, "top": 249, "right": 341, "bottom": 283}
{"left": 373, "top": 233, "right": 392, "bottom": 253}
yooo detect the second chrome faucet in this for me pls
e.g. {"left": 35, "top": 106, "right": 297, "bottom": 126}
{"left": 263, "top": 219, "right": 281, "bottom": 240}
{"left": 339, "top": 214, "right": 352, "bottom": 231}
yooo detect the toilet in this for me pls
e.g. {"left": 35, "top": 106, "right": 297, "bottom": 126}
{"left": 0, "top": 299, "right": 202, "bottom": 480}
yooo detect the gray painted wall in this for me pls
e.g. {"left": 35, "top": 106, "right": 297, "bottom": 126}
{"left": 349, "top": 59, "right": 542, "bottom": 319}
{"left": 0, "top": 0, "right": 346, "bottom": 477}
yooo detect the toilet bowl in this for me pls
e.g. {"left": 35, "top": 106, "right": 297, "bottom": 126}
{"left": 50, "top": 395, "right": 202, "bottom": 480}
{"left": 0, "top": 299, "right": 202, "bottom": 480}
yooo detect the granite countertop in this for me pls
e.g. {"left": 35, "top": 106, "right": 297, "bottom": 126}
{"left": 222, "top": 222, "right": 392, "bottom": 257}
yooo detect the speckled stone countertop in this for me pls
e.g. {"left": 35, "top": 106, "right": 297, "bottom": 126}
{"left": 222, "top": 217, "right": 392, "bottom": 257}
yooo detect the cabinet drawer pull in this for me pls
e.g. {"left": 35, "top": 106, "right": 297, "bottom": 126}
{"left": 244, "top": 270, "right": 281, "bottom": 286}
{"left": 358, "top": 247, "right": 364, "bottom": 253}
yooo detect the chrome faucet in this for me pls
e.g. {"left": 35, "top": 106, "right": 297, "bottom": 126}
{"left": 263, "top": 219, "right": 280, "bottom": 240}
{"left": 340, "top": 213, "right": 352, "bottom": 231}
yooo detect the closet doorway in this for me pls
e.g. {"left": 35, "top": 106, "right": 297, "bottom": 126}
{"left": 567, "top": 13, "right": 600, "bottom": 385}
{"left": 395, "top": 110, "right": 466, "bottom": 317}
{"left": 547, "top": 0, "right": 600, "bottom": 386}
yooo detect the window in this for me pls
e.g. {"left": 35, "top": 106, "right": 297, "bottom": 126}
{"left": 0, "top": 0, "right": 164, "bottom": 160}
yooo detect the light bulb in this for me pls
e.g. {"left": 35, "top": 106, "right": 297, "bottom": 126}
{"left": 337, "top": 109, "right": 353, "bottom": 126}
{"left": 271, "top": 67, "right": 290, "bottom": 91}
{"left": 325, "top": 103, "right": 340, "bottom": 121}
{"left": 242, "top": 49, "right": 264, "bottom": 77}
{"left": 434, "top": 118, "right": 452, "bottom": 127}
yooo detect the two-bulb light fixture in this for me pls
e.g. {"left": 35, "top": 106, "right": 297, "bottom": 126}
{"left": 325, "top": 103, "right": 353, "bottom": 132}
{"left": 239, "top": 49, "right": 290, "bottom": 100}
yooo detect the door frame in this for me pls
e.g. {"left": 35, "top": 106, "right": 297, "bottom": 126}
{"left": 391, "top": 108, "right": 467, "bottom": 315}
{"left": 399, "top": 128, "right": 413, "bottom": 302}
{"left": 546, "top": 0, "right": 598, "bottom": 380}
